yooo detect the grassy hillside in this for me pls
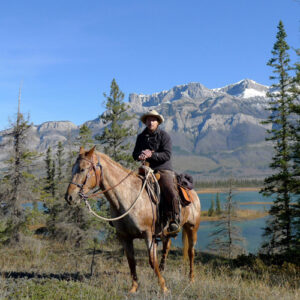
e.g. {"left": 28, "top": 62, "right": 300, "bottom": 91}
{"left": 0, "top": 238, "right": 299, "bottom": 300}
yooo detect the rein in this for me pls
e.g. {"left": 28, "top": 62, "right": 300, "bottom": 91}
{"left": 82, "top": 168, "right": 154, "bottom": 222}
{"left": 70, "top": 153, "right": 157, "bottom": 222}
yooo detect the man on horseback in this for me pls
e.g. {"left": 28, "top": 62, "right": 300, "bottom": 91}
{"left": 132, "top": 109, "right": 180, "bottom": 233}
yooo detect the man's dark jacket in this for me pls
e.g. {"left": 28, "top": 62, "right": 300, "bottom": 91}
{"left": 132, "top": 127, "right": 173, "bottom": 171}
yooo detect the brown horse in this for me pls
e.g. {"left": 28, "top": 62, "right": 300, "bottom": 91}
{"left": 65, "top": 146, "right": 201, "bottom": 293}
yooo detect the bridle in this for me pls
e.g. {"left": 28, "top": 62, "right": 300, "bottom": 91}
{"left": 69, "top": 153, "right": 136, "bottom": 200}
{"left": 70, "top": 154, "right": 103, "bottom": 199}
{"left": 68, "top": 153, "right": 159, "bottom": 223}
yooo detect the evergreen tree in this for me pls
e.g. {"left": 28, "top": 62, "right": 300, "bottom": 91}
{"left": 44, "top": 147, "right": 56, "bottom": 199}
{"left": 0, "top": 87, "right": 40, "bottom": 243}
{"left": 95, "top": 78, "right": 136, "bottom": 167}
{"left": 76, "top": 124, "right": 94, "bottom": 149}
{"left": 55, "top": 141, "right": 67, "bottom": 199}
{"left": 208, "top": 198, "right": 215, "bottom": 216}
{"left": 66, "top": 128, "right": 77, "bottom": 181}
{"left": 46, "top": 128, "right": 101, "bottom": 247}
{"left": 289, "top": 50, "right": 300, "bottom": 252}
{"left": 208, "top": 182, "right": 245, "bottom": 258}
{"left": 56, "top": 141, "right": 64, "bottom": 183}
{"left": 260, "top": 21, "right": 295, "bottom": 254}
{"left": 216, "top": 193, "right": 222, "bottom": 215}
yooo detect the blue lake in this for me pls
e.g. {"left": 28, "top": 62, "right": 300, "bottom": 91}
{"left": 172, "top": 191, "right": 273, "bottom": 254}
{"left": 24, "top": 191, "right": 273, "bottom": 254}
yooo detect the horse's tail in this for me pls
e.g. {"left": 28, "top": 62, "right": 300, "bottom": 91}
{"left": 182, "top": 227, "right": 188, "bottom": 261}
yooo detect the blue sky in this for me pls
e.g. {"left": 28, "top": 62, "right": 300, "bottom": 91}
{"left": 0, "top": 0, "right": 299, "bottom": 130}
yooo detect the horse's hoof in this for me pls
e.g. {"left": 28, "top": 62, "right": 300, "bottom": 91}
{"left": 129, "top": 287, "right": 138, "bottom": 294}
{"left": 163, "top": 286, "right": 169, "bottom": 294}
{"left": 128, "top": 282, "right": 138, "bottom": 294}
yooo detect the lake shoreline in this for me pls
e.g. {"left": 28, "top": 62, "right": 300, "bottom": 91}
{"left": 196, "top": 187, "right": 261, "bottom": 194}
{"left": 201, "top": 209, "right": 268, "bottom": 221}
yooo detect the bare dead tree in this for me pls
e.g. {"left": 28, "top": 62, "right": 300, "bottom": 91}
{"left": 208, "top": 180, "right": 246, "bottom": 258}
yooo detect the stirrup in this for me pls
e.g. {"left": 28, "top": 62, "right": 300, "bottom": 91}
{"left": 169, "top": 221, "right": 179, "bottom": 232}
{"left": 163, "top": 222, "right": 181, "bottom": 238}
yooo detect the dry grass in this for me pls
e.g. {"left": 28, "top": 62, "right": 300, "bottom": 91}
{"left": 0, "top": 238, "right": 298, "bottom": 300}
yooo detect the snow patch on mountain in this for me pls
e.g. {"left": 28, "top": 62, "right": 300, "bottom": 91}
{"left": 239, "top": 88, "right": 267, "bottom": 98}
{"left": 213, "top": 79, "right": 269, "bottom": 99}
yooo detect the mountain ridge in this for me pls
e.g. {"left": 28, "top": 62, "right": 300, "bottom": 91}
{"left": 0, "top": 79, "right": 273, "bottom": 180}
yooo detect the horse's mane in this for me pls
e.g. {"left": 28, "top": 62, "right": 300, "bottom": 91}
{"left": 96, "top": 151, "right": 137, "bottom": 175}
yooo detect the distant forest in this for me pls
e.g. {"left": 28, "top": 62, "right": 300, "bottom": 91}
{"left": 194, "top": 178, "right": 263, "bottom": 189}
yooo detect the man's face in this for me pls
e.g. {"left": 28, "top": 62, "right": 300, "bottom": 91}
{"left": 146, "top": 116, "right": 159, "bottom": 132}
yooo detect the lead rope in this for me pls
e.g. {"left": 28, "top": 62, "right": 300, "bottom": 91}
{"left": 82, "top": 168, "right": 154, "bottom": 222}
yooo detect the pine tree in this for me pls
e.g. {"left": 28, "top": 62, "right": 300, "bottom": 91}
{"left": 208, "top": 182, "right": 245, "bottom": 258}
{"left": 216, "top": 193, "right": 222, "bottom": 215}
{"left": 0, "top": 86, "right": 41, "bottom": 243}
{"left": 44, "top": 147, "right": 56, "bottom": 199}
{"left": 56, "top": 141, "right": 64, "bottom": 183}
{"left": 95, "top": 78, "right": 136, "bottom": 167}
{"left": 76, "top": 124, "right": 94, "bottom": 149}
{"left": 289, "top": 50, "right": 300, "bottom": 252}
{"left": 260, "top": 21, "right": 295, "bottom": 254}
{"left": 208, "top": 198, "right": 215, "bottom": 216}
{"left": 55, "top": 141, "right": 66, "bottom": 199}
{"left": 65, "top": 128, "right": 77, "bottom": 181}
{"left": 46, "top": 128, "right": 101, "bottom": 247}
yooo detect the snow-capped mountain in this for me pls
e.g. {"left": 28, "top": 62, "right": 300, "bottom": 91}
{"left": 213, "top": 79, "right": 268, "bottom": 98}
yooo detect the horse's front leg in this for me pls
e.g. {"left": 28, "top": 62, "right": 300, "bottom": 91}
{"left": 145, "top": 235, "right": 168, "bottom": 293}
{"left": 159, "top": 237, "right": 171, "bottom": 271}
{"left": 120, "top": 238, "right": 138, "bottom": 293}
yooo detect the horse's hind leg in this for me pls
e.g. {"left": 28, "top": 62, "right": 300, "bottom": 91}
{"left": 159, "top": 237, "right": 171, "bottom": 271}
{"left": 121, "top": 238, "right": 138, "bottom": 293}
{"left": 183, "top": 225, "right": 198, "bottom": 282}
{"left": 145, "top": 236, "right": 168, "bottom": 293}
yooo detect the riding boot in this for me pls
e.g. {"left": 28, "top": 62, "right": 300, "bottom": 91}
{"left": 167, "top": 211, "right": 180, "bottom": 234}
{"left": 168, "top": 191, "right": 180, "bottom": 233}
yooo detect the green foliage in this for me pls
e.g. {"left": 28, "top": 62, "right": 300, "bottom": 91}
{"left": 216, "top": 193, "right": 222, "bottom": 215}
{"left": 0, "top": 99, "right": 42, "bottom": 244}
{"left": 208, "top": 198, "right": 215, "bottom": 216}
{"left": 45, "top": 139, "right": 109, "bottom": 247}
{"left": 0, "top": 220, "right": 13, "bottom": 244}
{"left": 289, "top": 50, "right": 300, "bottom": 252}
{"left": 55, "top": 141, "right": 67, "bottom": 199}
{"left": 46, "top": 201, "right": 100, "bottom": 247}
{"left": 95, "top": 78, "right": 136, "bottom": 167}
{"left": 260, "top": 21, "right": 297, "bottom": 254}
{"left": 56, "top": 141, "right": 64, "bottom": 182}
{"left": 43, "top": 147, "right": 56, "bottom": 199}
{"left": 195, "top": 178, "right": 263, "bottom": 189}
{"left": 76, "top": 124, "right": 94, "bottom": 149}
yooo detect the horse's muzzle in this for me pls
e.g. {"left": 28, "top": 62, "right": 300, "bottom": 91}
{"left": 65, "top": 193, "right": 73, "bottom": 205}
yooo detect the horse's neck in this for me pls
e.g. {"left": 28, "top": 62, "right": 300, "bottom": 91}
{"left": 99, "top": 153, "right": 140, "bottom": 210}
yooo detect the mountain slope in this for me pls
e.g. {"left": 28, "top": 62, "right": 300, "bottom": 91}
{"left": 0, "top": 79, "right": 273, "bottom": 179}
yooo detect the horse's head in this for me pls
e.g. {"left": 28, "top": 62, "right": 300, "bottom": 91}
{"left": 65, "top": 146, "right": 102, "bottom": 205}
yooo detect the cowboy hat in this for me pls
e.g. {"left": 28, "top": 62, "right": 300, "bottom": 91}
{"left": 140, "top": 109, "right": 164, "bottom": 125}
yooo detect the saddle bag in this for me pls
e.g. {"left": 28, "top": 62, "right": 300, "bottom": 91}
{"left": 178, "top": 185, "right": 194, "bottom": 206}
{"left": 176, "top": 173, "right": 194, "bottom": 206}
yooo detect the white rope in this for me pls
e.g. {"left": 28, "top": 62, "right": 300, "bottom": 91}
{"left": 83, "top": 168, "right": 154, "bottom": 222}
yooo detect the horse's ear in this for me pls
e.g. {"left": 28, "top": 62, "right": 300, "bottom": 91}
{"left": 87, "top": 145, "right": 96, "bottom": 158}
{"left": 79, "top": 146, "right": 85, "bottom": 155}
